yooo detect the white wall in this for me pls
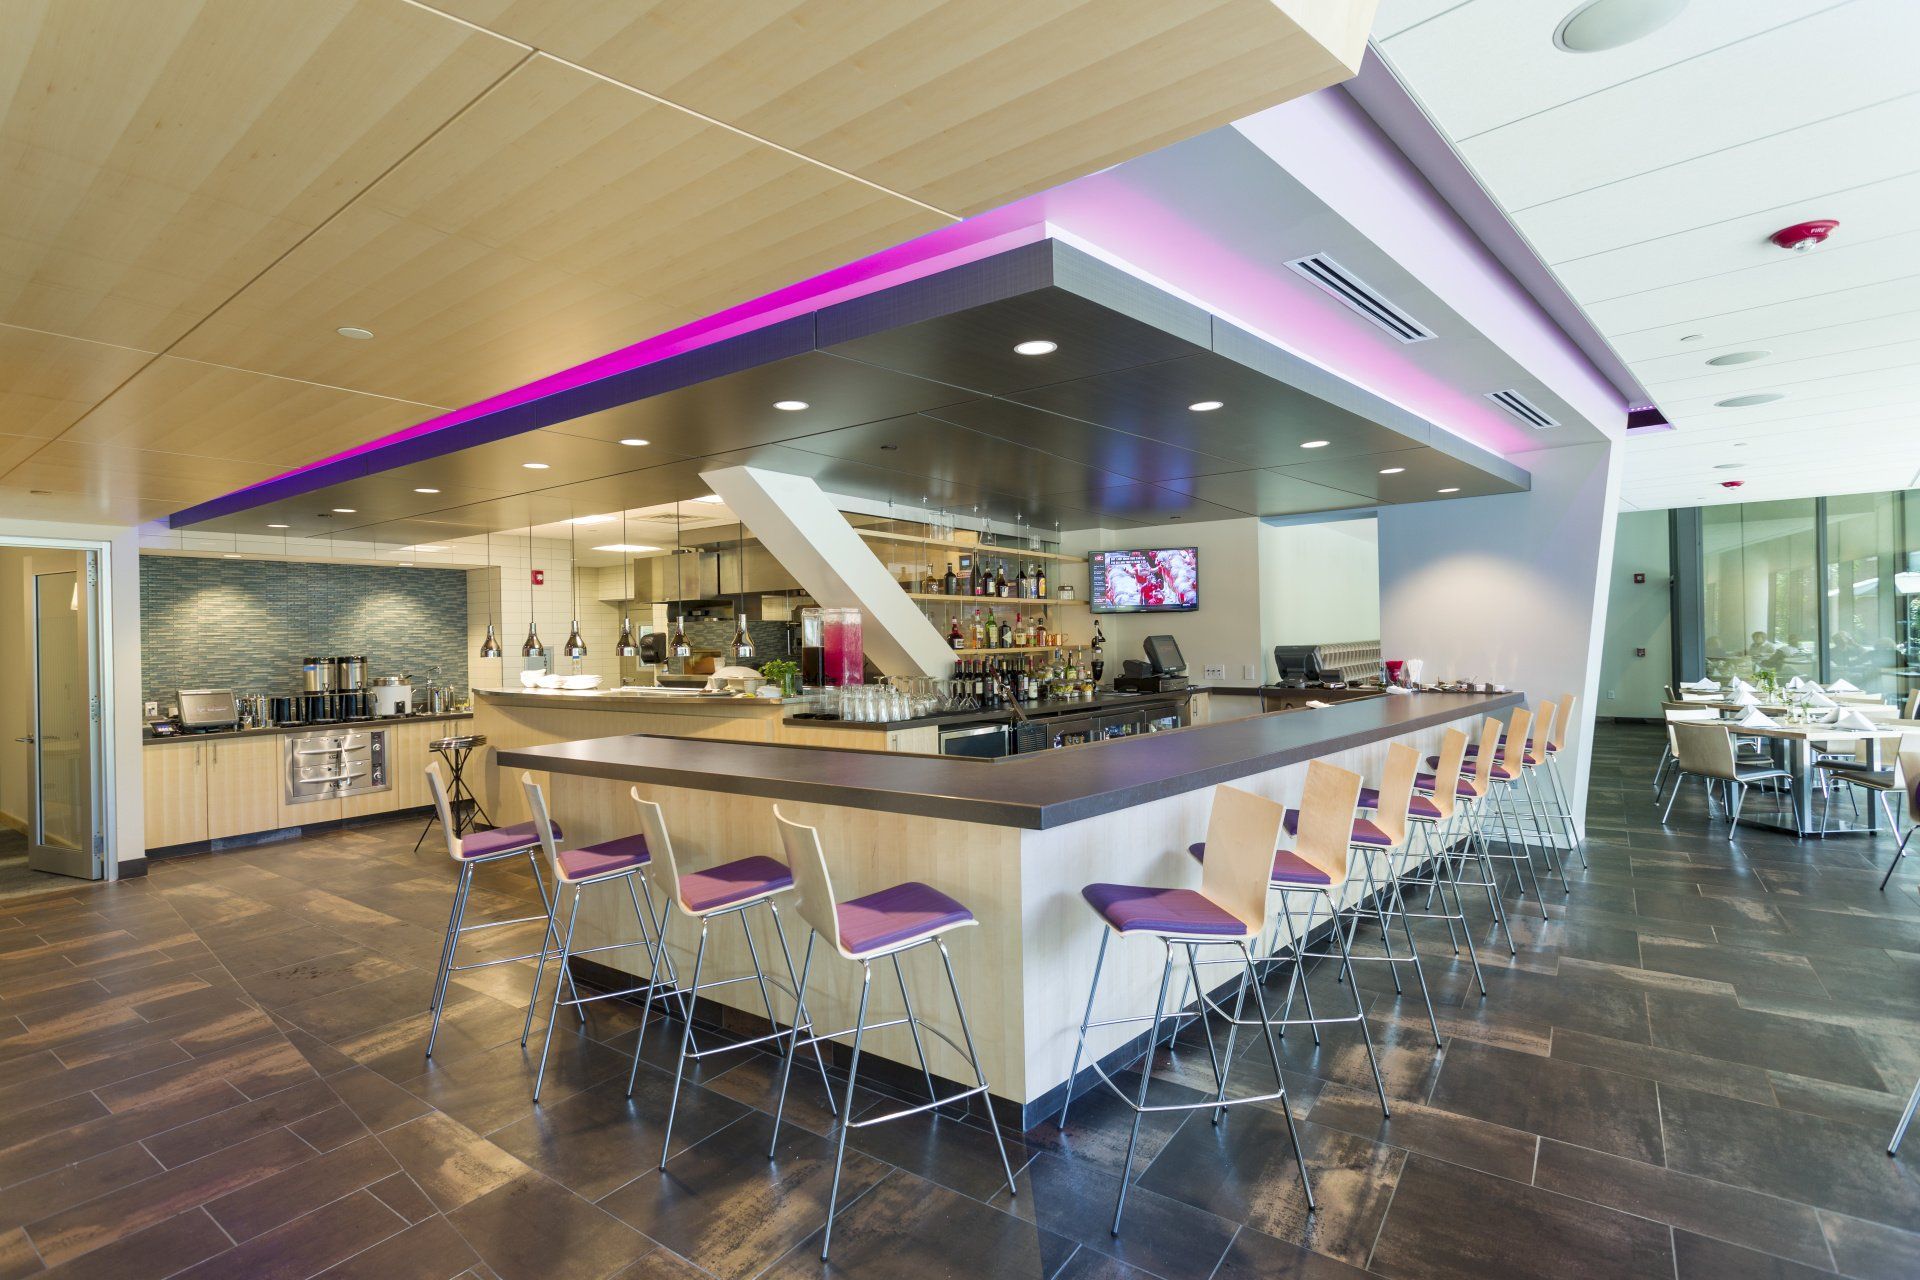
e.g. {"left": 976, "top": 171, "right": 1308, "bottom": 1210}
{"left": 1065, "top": 518, "right": 1270, "bottom": 682}
{"left": 1259, "top": 517, "right": 1380, "bottom": 650}
{"left": 1597, "top": 511, "right": 1672, "bottom": 720}
{"left": 1376, "top": 441, "right": 1621, "bottom": 832}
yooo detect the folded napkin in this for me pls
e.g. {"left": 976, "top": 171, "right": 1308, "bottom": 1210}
{"left": 1304, "top": 699, "right": 1331, "bottom": 709}
{"left": 1806, "top": 690, "right": 1837, "bottom": 708}
{"left": 1804, "top": 681, "right": 1825, "bottom": 694}
{"left": 1785, "top": 676, "right": 1805, "bottom": 691}
{"left": 1737, "top": 708, "right": 1777, "bottom": 728}
{"left": 1828, "top": 678, "right": 1861, "bottom": 693}
{"left": 1730, "top": 688, "right": 1759, "bottom": 706}
{"left": 1836, "top": 709, "right": 1878, "bottom": 731}
{"left": 1730, "top": 677, "right": 1754, "bottom": 694}
{"left": 1680, "top": 679, "right": 1721, "bottom": 691}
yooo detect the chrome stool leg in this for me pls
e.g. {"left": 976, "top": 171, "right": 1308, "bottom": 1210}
{"left": 1058, "top": 928, "right": 1110, "bottom": 1128}
{"left": 1891, "top": 1075, "right": 1920, "bottom": 1155}
{"left": 426, "top": 864, "right": 474, "bottom": 1057}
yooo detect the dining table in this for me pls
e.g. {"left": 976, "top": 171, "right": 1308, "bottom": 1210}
{"left": 1698, "top": 712, "right": 1918, "bottom": 837}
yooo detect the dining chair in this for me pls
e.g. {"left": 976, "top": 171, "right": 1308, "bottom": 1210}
{"left": 1654, "top": 706, "right": 1719, "bottom": 798}
{"left": 1877, "top": 745, "right": 1920, "bottom": 891}
{"left": 1664, "top": 722, "right": 1798, "bottom": 834}
{"left": 1814, "top": 733, "right": 1907, "bottom": 838}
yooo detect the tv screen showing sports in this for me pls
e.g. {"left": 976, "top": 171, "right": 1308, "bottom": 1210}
{"left": 1089, "top": 547, "right": 1199, "bottom": 614}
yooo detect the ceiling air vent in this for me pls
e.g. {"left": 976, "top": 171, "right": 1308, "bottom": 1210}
{"left": 1485, "top": 389, "right": 1560, "bottom": 430}
{"left": 1284, "top": 254, "right": 1436, "bottom": 343}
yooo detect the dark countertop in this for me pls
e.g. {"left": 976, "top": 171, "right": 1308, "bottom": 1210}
{"left": 504, "top": 691, "right": 1520, "bottom": 829}
{"left": 144, "top": 711, "right": 472, "bottom": 745}
{"left": 786, "top": 687, "right": 1194, "bottom": 732}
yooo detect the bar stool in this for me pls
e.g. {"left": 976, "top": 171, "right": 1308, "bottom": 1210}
{"left": 1538, "top": 695, "right": 1591, "bottom": 870}
{"left": 1447, "top": 717, "right": 1548, "bottom": 921}
{"left": 519, "top": 775, "right": 678, "bottom": 1100}
{"left": 1891, "top": 1072, "right": 1920, "bottom": 1155}
{"left": 423, "top": 762, "right": 575, "bottom": 1058}
{"left": 768, "top": 808, "right": 1016, "bottom": 1260}
{"left": 1491, "top": 704, "right": 1571, "bottom": 894}
{"left": 624, "top": 790, "right": 831, "bottom": 1168}
{"left": 1462, "top": 708, "right": 1557, "bottom": 913}
{"left": 1373, "top": 731, "right": 1488, "bottom": 997}
{"left": 1063, "top": 783, "right": 1317, "bottom": 1234}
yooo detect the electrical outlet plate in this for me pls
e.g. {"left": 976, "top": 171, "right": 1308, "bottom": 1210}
{"left": 1203, "top": 664, "right": 1226, "bottom": 680}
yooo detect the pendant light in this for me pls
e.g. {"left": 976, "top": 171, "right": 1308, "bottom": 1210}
{"left": 670, "top": 503, "right": 690, "bottom": 659}
{"left": 478, "top": 528, "right": 503, "bottom": 657}
{"left": 730, "top": 519, "right": 754, "bottom": 660}
{"left": 562, "top": 515, "right": 587, "bottom": 659}
{"left": 614, "top": 506, "right": 638, "bottom": 657}
{"left": 521, "top": 521, "right": 545, "bottom": 658}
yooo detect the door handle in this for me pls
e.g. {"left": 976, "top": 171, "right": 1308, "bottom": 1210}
{"left": 14, "top": 736, "right": 33, "bottom": 744}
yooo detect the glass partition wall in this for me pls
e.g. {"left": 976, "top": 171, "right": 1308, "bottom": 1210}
{"left": 1691, "top": 489, "right": 1920, "bottom": 702}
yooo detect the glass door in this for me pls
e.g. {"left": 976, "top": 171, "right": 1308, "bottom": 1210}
{"left": 26, "top": 557, "right": 100, "bottom": 879}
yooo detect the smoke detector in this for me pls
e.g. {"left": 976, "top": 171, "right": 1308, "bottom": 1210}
{"left": 1769, "top": 220, "right": 1838, "bottom": 252}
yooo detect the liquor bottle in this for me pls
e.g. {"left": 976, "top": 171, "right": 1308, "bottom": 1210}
{"left": 1035, "top": 562, "right": 1047, "bottom": 599}
{"left": 972, "top": 558, "right": 985, "bottom": 596}
{"left": 995, "top": 562, "right": 1008, "bottom": 597}
{"left": 998, "top": 615, "right": 1012, "bottom": 649}
{"left": 1091, "top": 618, "right": 1106, "bottom": 684}
{"left": 948, "top": 616, "right": 963, "bottom": 650}
{"left": 943, "top": 562, "right": 958, "bottom": 596}
{"left": 1014, "top": 563, "right": 1028, "bottom": 598}
{"left": 671, "top": 615, "right": 691, "bottom": 658}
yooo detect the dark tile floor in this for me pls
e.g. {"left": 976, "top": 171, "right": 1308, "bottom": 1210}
{"left": 1, "top": 724, "right": 1918, "bottom": 1278}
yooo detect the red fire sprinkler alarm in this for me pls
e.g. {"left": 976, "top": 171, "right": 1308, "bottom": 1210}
{"left": 1769, "top": 219, "right": 1838, "bottom": 252}
{"left": 530, "top": 569, "right": 545, "bottom": 585}
{"left": 1633, "top": 572, "right": 1646, "bottom": 584}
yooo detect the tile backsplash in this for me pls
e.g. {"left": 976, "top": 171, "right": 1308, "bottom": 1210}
{"left": 141, "top": 557, "right": 468, "bottom": 706}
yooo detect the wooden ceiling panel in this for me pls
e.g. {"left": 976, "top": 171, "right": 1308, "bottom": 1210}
{"left": 0, "top": 324, "right": 153, "bottom": 439}
{"left": 0, "top": 0, "right": 525, "bottom": 349}
{"left": 436, "top": 0, "right": 1373, "bottom": 213}
{"left": 171, "top": 55, "right": 945, "bottom": 407}
{"left": 58, "top": 357, "right": 442, "bottom": 469}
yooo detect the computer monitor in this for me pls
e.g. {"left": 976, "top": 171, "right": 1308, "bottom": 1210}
{"left": 1144, "top": 634, "right": 1186, "bottom": 675}
{"left": 1273, "top": 644, "right": 1323, "bottom": 683}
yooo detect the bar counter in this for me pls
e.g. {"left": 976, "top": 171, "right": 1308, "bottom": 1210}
{"left": 501, "top": 691, "right": 1520, "bottom": 1125}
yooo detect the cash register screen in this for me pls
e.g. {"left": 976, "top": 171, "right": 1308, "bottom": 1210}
{"left": 1144, "top": 635, "right": 1186, "bottom": 676}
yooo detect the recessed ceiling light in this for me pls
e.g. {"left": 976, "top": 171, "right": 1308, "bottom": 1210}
{"left": 267, "top": 523, "right": 289, "bottom": 529}
{"left": 407, "top": 545, "right": 446, "bottom": 552}
{"left": 335, "top": 326, "right": 374, "bottom": 340}
{"left": 332, "top": 507, "right": 356, "bottom": 514}
{"left": 594, "top": 543, "right": 661, "bottom": 553}
{"left": 1188, "top": 400, "right": 1224, "bottom": 412}
{"left": 570, "top": 514, "right": 614, "bottom": 525}
{"left": 773, "top": 400, "right": 809, "bottom": 412}
{"left": 618, "top": 438, "right": 649, "bottom": 447}
{"left": 413, "top": 487, "right": 440, "bottom": 494}
{"left": 1707, "top": 350, "right": 1770, "bottom": 366}
{"left": 399, "top": 562, "right": 413, "bottom": 567}
{"left": 1437, "top": 487, "right": 1460, "bottom": 494}
{"left": 694, "top": 495, "right": 725, "bottom": 504}
{"left": 522, "top": 461, "right": 550, "bottom": 470}
{"left": 1679, "top": 333, "right": 1705, "bottom": 343}
{"left": 1554, "top": 0, "right": 1688, "bottom": 54}
{"left": 1013, "top": 340, "right": 1058, "bottom": 356}
{"left": 1301, "top": 440, "right": 1330, "bottom": 449}
{"left": 1379, "top": 467, "right": 1406, "bottom": 475}
{"left": 222, "top": 553, "right": 242, "bottom": 559}
{"left": 1713, "top": 463, "right": 1744, "bottom": 471}
{"left": 1715, "top": 393, "right": 1786, "bottom": 408}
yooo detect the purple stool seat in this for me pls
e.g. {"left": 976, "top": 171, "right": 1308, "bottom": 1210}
{"left": 1186, "top": 842, "right": 1334, "bottom": 887}
{"left": 1083, "top": 883, "right": 1250, "bottom": 936}
{"left": 1281, "top": 809, "right": 1391, "bottom": 847}
{"left": 837, "top": 881, "right": 974, "bottom": 956}
{"left": 459, "top": 821, "right": 558, "bottom": 860}
{"left": 1434, "top": 752, "right": 1526, "bottom": 773}
{"left": 678, "top": 855, "right": 794, "bottom": 913}
{"left": 1355, "top": 790, "right": 1444, "bottom": 821}
{"left": 1415, "top": 773, "right": 1480, "bottom": 799}
{"left": 557, "top": 832, "right": 650, "bottom": 882}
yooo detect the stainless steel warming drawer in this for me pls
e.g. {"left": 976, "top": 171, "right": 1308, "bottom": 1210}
{"left": 284, "top": 728, "right": 389, "bottom": 805}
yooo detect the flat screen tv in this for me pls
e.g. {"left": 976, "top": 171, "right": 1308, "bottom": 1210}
{"left": 1089, "top": 547, "right": 1199, "bottom": 614}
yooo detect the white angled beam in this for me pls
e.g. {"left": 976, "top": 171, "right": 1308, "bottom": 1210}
{"left": 700, "top": 466, "right": 954, "bottom": 678}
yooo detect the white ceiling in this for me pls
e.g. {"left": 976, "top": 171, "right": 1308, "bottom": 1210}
{"left": 1371, "top": 0, "right": 1920, "bottom": 510}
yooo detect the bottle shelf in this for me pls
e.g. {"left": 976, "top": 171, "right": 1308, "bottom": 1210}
{"left": 857, "top": 528, "right": 1085, "bottom": 565}
{"left": 907, "top": 592, "right": 1085, "bottom": 606}
{"left": 949, "top": 646, "right": 1069, "bottom": 656}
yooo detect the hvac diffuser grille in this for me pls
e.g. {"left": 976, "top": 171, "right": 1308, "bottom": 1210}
{"left": 1485, "top": 389, "right": 1560, "bottom": 429}
{"left": 1284, "top": 254, "right": 1436, "bottom": 343}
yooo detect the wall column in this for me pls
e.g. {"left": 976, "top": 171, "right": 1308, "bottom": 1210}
{"left": 1376, "top": 441, "right": 1621, "bottom": 832}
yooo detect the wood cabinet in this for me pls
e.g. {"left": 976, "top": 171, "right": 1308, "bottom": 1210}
{"left": 205, "top": 737, "right": 283, "bottom": 840}
{"left": 143, "top": 742, "right": 208, "bottom": 850}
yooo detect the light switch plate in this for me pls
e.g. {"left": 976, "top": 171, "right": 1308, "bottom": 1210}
{"left": 1242, "top": 664, "right": 1258, "bottom": 680}
{"left": 1204, "top": 664, "right": 1226, "bottom": 680}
